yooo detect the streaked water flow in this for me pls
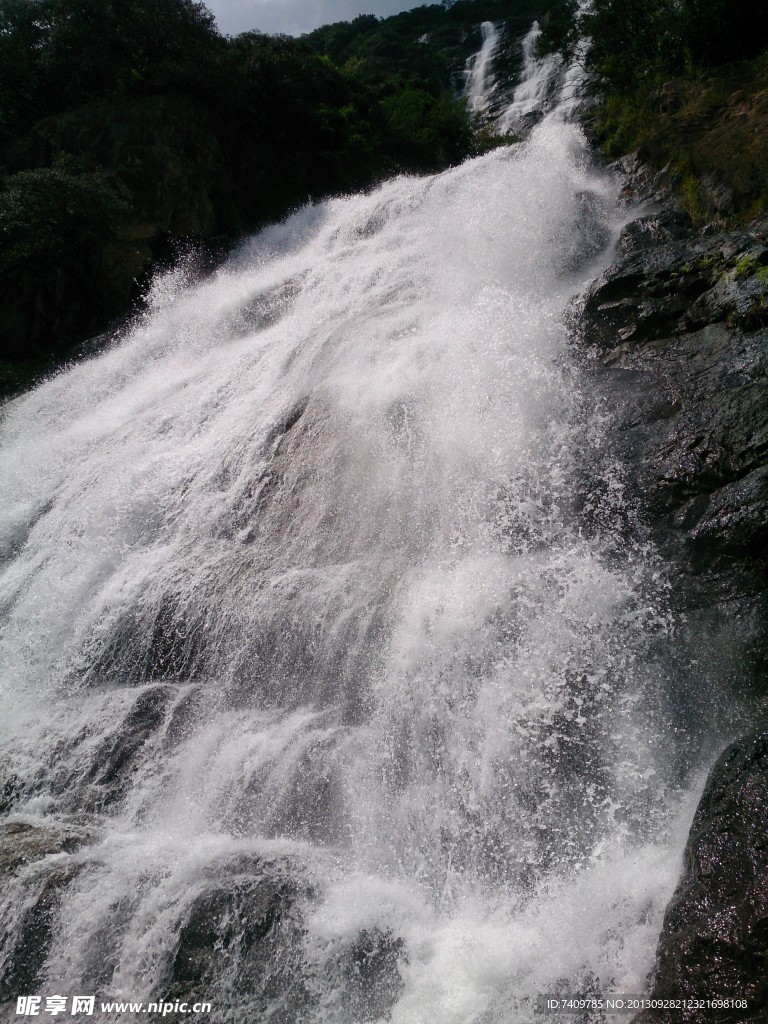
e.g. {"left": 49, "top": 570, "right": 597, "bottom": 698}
{"left": 498, "top": 21, "right": 563, "bottom": 132}
{"left": 465, "top": 21, "right": 500, "bottom": 113}
{"left": 0, "top": 26, "right": 704, "bottom": 1024}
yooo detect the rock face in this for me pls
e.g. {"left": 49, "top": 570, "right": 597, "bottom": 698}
{"left": 640, "top": 65, "right": 768, "bottom": 220}
{"left": 155, "top": 857, "right": 405, "bottom": 1024}
{"left": 0, "top": 839, "right": 406, "bottom": 1022}
{"left": 582, "top": 209, "right": 768, "bottom": 712}
{"left": 0, "top": 821, "right": 94, "bottom": 1004}
{"left": 580, "top": 187, "right": 768, "bottom": 1017}
{"left": 590, "top": 63, "right": 768, "bottom": 222}
{"left": 635, "top": 729, "right": 768, "bottom": 1023}
{"left": 158, "top": 859, "right": 314, "bottom": 1023}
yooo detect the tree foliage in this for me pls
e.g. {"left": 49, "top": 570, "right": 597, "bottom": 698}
{"left": 0, "top": 0, "right": 221, "bottom": 145}
{"left": 682, "top": 0, "right": 768, "bottom": 66}
{"left": 0, "top": 159, "right": 129, "bottom": 271}
{"left": 540, "top": 0, "right": 768, "bottom": 93}
{"left": 3, "top": 0, "right": 551, "bottom": 384}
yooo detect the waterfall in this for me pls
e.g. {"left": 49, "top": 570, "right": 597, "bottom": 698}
{"left": 498, "top": 21, "right": 564, "bottom": 133}
{"left": 464, "top": 21, "right": 500, "bottom": 113}
{"left": 0, "top": 25, "right": 703, "bottom": 1024}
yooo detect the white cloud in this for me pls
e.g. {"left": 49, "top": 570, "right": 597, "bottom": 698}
{"left": 207, "top": 0, "right": 434, "bottom": 37}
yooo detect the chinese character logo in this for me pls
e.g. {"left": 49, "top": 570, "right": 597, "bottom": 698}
{"left": 71, "top": 997, "right": 95, "bottom": 1016}
{"left": 16, "top": 996, "right": 41, "bottom": 1016}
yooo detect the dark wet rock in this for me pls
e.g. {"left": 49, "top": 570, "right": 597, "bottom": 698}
{"left": 682, "top": 465, "right": 768, "bottom": 558}
{"left": 579, "top": 192, "right": 768, "bottom": 1018}
{"left": 0, "top": 821, "right": 92, "bottom": 878}
{"left": 154, "top": 857, "right": 406, "bottom": 1024}
{"left": 0, "top": 821, "right": 95, "bottom": 1004}
{"left": 162, "top": 686, "right": 207, "bottom": 749}
{"left": 156, "top": 859, "right": 313, "bottom": 1023}
{"left": 0, "top": 775, "right": 21, "bottom": 817}
{"left": 610, "top": 151, "right": 676, "bottom": 208}
{"left": 581, "top": 215, "right": 768, "bottom": 657}
{"left": 619, "top": 210, "right": 693, "bottom": 257}
{"left": 231, "top": 278, "right": 303, "bottom": 339}
{"left": 0, "top": 863, "right": 83, "bottom": 1003}
{"left": 582, "top": 222, "right": 768, "bottom": 352}
{"left": 634, "top": 729, "right": 768, "bottom": 1023}
{"left": 322, "top": 928, "right": 407, "bottom": 1023}
{"left": 81, "top": 685, "right": 172, "bottom": 810}
{"left": 558, "top": 190, "right": 613, "bottom": 274}
{"left": 78, "top": 599, "right": 210, "bottom": 688}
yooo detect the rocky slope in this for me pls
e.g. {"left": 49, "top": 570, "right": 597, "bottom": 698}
{"left": 580, "top": 158, "right": 768, "bottom": 1020}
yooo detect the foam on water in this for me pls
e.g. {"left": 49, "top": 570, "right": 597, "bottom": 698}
{"left": 0, "top": 39, "right": 705, "bottom": 1024}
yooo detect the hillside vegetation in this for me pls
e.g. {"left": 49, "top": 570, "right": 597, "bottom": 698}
{"left": 541, "top": 0, "right": 768, "bottom": 222}
{"left": 0, "top": 0, "right": 558, "bottom": 396}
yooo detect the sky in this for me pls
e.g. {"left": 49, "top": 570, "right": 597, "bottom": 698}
{"left": 205, "top": 0, "right": 433, "bottom": 36}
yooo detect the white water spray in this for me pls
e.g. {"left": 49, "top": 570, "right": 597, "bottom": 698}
{"left": 465, "top": 21, "right": 500, "bottom": 113}
{"left": 0, "top": 25, "right": 704, "bottom": 1024}
{"left": 498, "top": 21, "right": 563, "bottom": 132}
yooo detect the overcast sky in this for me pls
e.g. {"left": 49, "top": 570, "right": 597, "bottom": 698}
{"left": 206, "top": 0, "right": 433, "bottom": 36}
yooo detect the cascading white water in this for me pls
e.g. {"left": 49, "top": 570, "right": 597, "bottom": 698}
{"left": 498, "top": 21, "right": 563, "bottom": 132}
{"left": 464, "top": 21, "right": 500, "bottom": 113}
{"left": 0, "top": 27, "right": 707, "bottom": 1024}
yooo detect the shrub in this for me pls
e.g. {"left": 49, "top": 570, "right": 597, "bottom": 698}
{"left": 380, "top": 87, "right": 473, "bottom": 169}
{"left": 0, "top": 162, "right": 128, "bottom": 271}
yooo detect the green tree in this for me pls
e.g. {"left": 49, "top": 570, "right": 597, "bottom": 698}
{"left": 0, "top": 0, "right": 222, "bottom": 146}
{"left": 380, "top": 86, "right": 472, "bottom": 169}
{"left": 582, "top": 0, "right": 684, "bottom": 91}
{"left": 0, "top": 162, "right": 126, "bottom": 267}
{"left": 541, "top": 0, "right": 768, "bottom": 96}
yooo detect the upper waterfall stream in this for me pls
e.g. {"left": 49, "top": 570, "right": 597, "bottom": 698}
{"left": 0, "top": 30, "right": 710, "bottom": 1024}
{"left": 465, "top": 22, "right": 500, "bottom": 113}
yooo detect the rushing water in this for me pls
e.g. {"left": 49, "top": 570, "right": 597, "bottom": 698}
{"left": 464, "top": 22, "right": 500, "bottom": 114}
{"left": 498, "top": 21, "right": 564, "bottom": 133}
{"left": 0, "top": 26, "right": 709, "bottom": 1024}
